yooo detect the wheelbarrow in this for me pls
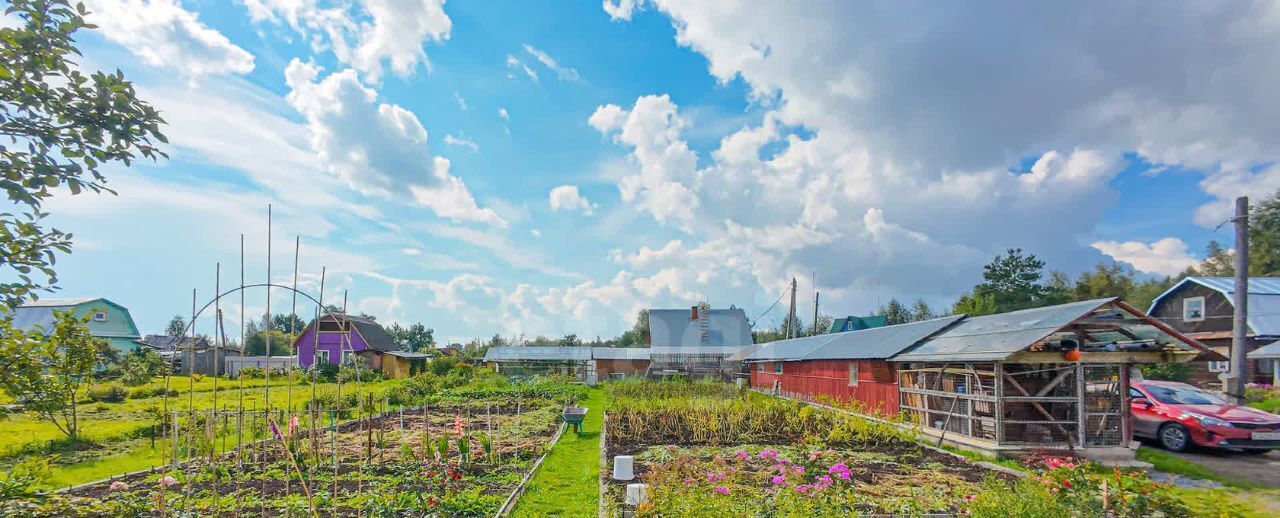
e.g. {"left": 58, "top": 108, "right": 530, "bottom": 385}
{"left": 562, "top": 406, "right": 588, "bottom": 436}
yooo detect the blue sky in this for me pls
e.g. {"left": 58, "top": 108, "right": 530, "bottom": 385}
{"left": 27, "top": 1, "right": 1280, "bottom": 344}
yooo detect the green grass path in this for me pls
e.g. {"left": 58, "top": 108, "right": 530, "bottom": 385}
{"left": 511, "top": 387, "right": 605, "bottom": 518}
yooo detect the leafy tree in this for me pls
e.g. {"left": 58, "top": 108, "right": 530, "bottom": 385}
{"left": 1249, "top": 190, "right": 1280, "bottom": 276}
{"left": 403, "top": 323, "right": 434, "bottom": 352}
{"left": 0, "top": 0, "right": 166, "bottom": 310}
{"left": 909, "top": 299, "right": 934, "bottom": 322}
{"left": 1073, "top": 263, "right": 1136, "bottom": 301}
{"left": 1196, "top": 240, "right": 1235, "bottom": 277}
{"left": 559, "top": 334, "right": 582, "bottom": 347}
{"left": 242, "top": 320, "right": 291, "bottom": 356}
{"left": 0, "top": 310, "right": 104, "bottom": 439}
{"left": 810, "top": 314, "right": 833, "bottom": 335}
{"left": 270, "top": 313, "right": 307, "bottom": 334}
{"left": 617, "top": 309, "right": 651, "bottom": 347}
{"left": 952, "top": 291, "right": 998, "bottom": 316}
{"left": 164, "top": 315, "right": 186, "bottom": 336}
{"left": 119, "top": 347, "right": 164, "bottom": 385}
{"left": 974, "top": 248, "right": 1050, "bottom": 312}
{"left": 878, "top": 298, "right": 911, "bottom": 325}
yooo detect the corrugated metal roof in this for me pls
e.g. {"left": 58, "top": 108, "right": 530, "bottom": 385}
{"left": 649, "top": 345, "right": 750, "bottom": 356}
{"left": 894, "top": 298, "right": 1115, "bottom": 362}
{"left": 648, "top": 308, "right": 753, "bottom": 347}
{"left": 591, "top": 347, "right": 651, "bottom": 360}
{"left": 483, "top": 346, "right": 592, "bottom": 362}
{"left": 745, "top": 333, "right": 835, "bottom": 362}
{"left": 18, "top": 298, "right": 103, "bottom": 307}
{"left": 748, "top": 315, "right": 963, "bottom": 362}
{"left": 1149, "top": 277, "right": 1280, "bottom": 337}
{"left": 1248, "top": 340, "right": 1280, "bottom": 359}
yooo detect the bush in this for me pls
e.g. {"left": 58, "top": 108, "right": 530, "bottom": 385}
{"left": 128, "top": 386, "right": 177, "bottom": 399}
{"left": 236, "top": 366, "right": 265, "bottom": 379}
{"left": 120, "top": 349, "right": 165, "bottom": 386}
{"left": 968, "top": 456, "right": 1189, "bottom": 517}
{"left": 1138, "top": 362, "right": 1191, "bottom": 382}
{"left": 87, "top": 383, "right": 128, "bottom": 403}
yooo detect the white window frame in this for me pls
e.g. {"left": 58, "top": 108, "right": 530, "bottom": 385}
{"left": 318, "top": 349, "right": 330, "bottom": 365}
{"left": 1183, "top": 296, "right": 1206, "bottom": 322}
{"left": 848, "top": 362, "right": 859, "bottom": 387}
{"left": 92, "top": 311, "right": 108, "bottom": 322}
{"left": 1207, "top": 360, "right": 1229, "bottom": 373}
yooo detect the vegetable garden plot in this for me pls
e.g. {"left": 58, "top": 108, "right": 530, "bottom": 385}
{"left": 7, "top": 400, "right": 563, "bottom": 517}
{"left": 601, "top": 380, "right": 1014, "bottom": 516}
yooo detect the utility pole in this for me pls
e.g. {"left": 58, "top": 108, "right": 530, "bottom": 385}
{"left": 812, "top": 272, "right": 819, "bottom": 336}
{"left": 787, "top": 277, "right": 798, "bottom": 339}
{"left": 1229, "top": 196, "right": 1250, "bottom": 403}
{"left": 813, "top": 292, "right": 820, "bottom": 336}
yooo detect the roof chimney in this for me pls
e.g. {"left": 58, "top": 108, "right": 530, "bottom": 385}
{"left": 691, "top": 306, "right": 698, "bottom": 320}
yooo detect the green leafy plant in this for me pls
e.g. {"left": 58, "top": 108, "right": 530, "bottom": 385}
{"left": 0, "top": 457, "right": 51, "bottom": 501}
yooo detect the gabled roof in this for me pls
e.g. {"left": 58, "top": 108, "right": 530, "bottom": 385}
{"left": 1149, "top": 276, "right": 1280, "bottom": 337}
{"left": 829, "top": 315, "right": 887, "bottom": 334}
{"left": 138, "top": 335, "right": 212, "bottom": 351}
{"left": 894, "top": 298, "right": 1218, "bottom": 362}
{"left": 648, "top": 308, "right": 753, "bottom": 347}
{"left": 8, "top": 297, "right": 140, "bottom": 338}
{"left": 295, "top": 313, "right": 400, "bottom": 352}
{"left": 748, "top": 315, "right": 964, "bottom": 362}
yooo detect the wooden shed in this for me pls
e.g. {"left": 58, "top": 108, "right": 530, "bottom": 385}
{"left": 746, "top": 316, "right": 964, "bottom": 416}
{"left": 892, "top": 297, "right": 1221, "bottom": 456}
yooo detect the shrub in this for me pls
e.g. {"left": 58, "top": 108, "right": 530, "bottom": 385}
{"left": 87, "top": 383, "right": 128, "bottom": 403}
{"left": 120, "top": 348, "right": 165, "bottom": 386}
{"left": 128, "top": 386, "right": 177, "bottom": 399}
{"left": 1138, "top": 362, "right": 1192, "bottom": 382}
{"left": 236, "top": 366, "right": 265, "bottom": 379}
{"left": 967, "top": 456, "right": 1189, "bottom": 517}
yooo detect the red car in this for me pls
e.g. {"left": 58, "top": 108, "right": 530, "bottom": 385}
{"left": 1130, "top": 380, "right": 1280, "bottom": 453}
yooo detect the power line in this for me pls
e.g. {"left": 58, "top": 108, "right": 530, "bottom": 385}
{"left": 750, "top": 281, "right": 793, "bottom": 328}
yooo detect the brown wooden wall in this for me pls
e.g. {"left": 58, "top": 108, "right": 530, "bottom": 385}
{"left": 750, "top": 359, "right": 900, "bottom": 416}
{"left": 597, "top": 359, "right": 650, "bottom": 379}
{"left": 1150, "top": 283, "right": 1273, "bottom": 386}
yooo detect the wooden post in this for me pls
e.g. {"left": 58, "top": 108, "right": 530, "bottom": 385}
{"left": 1076, "top": 362, "right": 1086, "bottom": 448}
{"left": 1119, "top": 363, "right": 1132, "bottom": 447}
{"left": 1229, "top": 196, "right": 1250, "bottom": 402}
{"left": 994, "top": 363, "right": 1004, "bottom": 445}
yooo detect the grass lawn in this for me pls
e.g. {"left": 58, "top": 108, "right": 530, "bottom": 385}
{"left": 511, "top": 387, "right": 605, "bottom": 518}
{"left": 2, "top": 376, "right": 407, "bottom": 488}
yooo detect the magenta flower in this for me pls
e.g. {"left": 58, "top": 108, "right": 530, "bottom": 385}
{"left": 714, "top": 485, "right": 730, "bottom": 495}
{"left": 771, "top": 475, "right": 786, "bottom": 485}
{"left": 683, "top": 478, "right": 694, "bottom": 486}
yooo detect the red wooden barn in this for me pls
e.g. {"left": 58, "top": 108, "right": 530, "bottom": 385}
{"left": 746, "top": 316, "right": 964, "bottom": 416}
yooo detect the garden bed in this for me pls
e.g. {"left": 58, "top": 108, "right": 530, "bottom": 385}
{"left": 6, "top": 396, "right": 569, "bottom": 516}
{"left": 599, "top": 379, "right": 1192, "bottom": 517}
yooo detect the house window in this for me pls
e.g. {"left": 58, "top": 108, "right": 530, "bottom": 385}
{"left": 757, "top": 362, "right": 764, "bottom": 372}
{"left": 318, "top": 350, "right": 330, "bottom": 365}
{"left": 93, "top": 311, "right": 108, "bottom": 322}
{"left": 1208, "top": 360, "right": 1229, "bottom": 373}
{"left": 848, "top": 362, "right": 859, "bottom": 387}
{"left": 1183, "top": 296, "right": 1205, "bottom": 322}
{"left": 774, "top": 361, "right": 783, "bottom": 374}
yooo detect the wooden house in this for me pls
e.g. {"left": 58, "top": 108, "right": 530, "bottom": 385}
{"left": 293, "top": 313, "right": 427, "bottom": 378}
{"left": 9, "top": 298, "right": 141, "bottom": 353}
{"left": 1148, "top": 277, "right": 1280, "bottom": 386}
{"left": 746, "top": 316, "right": 963, "bottom": 416}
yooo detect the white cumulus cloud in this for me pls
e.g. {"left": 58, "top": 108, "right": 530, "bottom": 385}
{"left": 284, "top": 59, "right": 504, "bottom": 227}
{"left": 1091, "top": 238, "right": 1199, "bottom": 277}
{"left": 85, "top": 0, "right": 254, "bottom": 78}
{"left": 548, "top": 185, "right": 597, "bottom": 215}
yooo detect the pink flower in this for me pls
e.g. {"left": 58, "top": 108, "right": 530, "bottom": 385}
{"left": 713, "top": 485, "right": 730, "bottom": 495}
{"left": 771, "top": 475, "right": 786, "bottom": 485}
{"left": 109, "top": 481, "right": 128, "bottom": 491}
{"left": 795, "top": 484, "right": 812, "bottom": 494}
{"left": 735, "top": 449, "right": 750, "bottom": 461}
{"left": 758, "top": 449, "right": 779, "bottom": 461}
{"left": 682, "top": 478, "right": 694, "bottom": 486}
{"left": 454, "top": 414, "right": 464, "bottom": 437}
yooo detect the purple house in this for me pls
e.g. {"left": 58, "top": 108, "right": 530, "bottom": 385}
{"left": 294, "top": 313, "right": 400, "bottom": 369}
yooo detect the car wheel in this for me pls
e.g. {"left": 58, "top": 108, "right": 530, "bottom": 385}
{"left": 1158, "top": 423, "right": 1192, "bottom": 452}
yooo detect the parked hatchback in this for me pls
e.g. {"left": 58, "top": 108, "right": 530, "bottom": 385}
{"left": 1130, "top": 380, "right": 1280, "bottom": 453}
